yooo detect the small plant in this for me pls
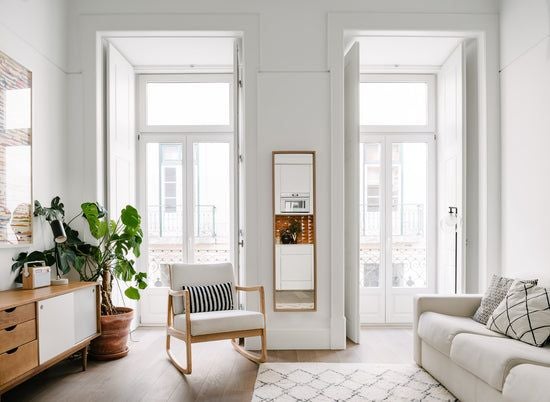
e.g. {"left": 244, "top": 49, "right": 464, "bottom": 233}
{"left": 12, "top": 197, "right": 147, "bottom": 316}
{"left": 287, "top": 219, "right": 302, "bottom": 243}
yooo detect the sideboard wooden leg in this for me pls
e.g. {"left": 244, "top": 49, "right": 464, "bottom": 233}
{"left": 82, "top": 346, "right": 88, "bottom": 371}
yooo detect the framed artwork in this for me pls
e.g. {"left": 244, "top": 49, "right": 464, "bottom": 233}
{"left": 0, "top": 50, "right": 32, "bottom": 246}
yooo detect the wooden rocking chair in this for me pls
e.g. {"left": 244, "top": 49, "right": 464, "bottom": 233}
{"left": 165, "top": 263, "right": 267, "bottom": 374}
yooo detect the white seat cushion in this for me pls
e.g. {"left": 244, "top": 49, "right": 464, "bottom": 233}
{"left": 502, "top": 364, "right": 550, "bottom": 402}
{"left": 417, "top": 312, "right": 505, "bottom": 356}
{"left": 173, "top": 310, "right": 264, "bottom": 336}
{"left": 450, "top": 333, "right": 550, "bottom": 391}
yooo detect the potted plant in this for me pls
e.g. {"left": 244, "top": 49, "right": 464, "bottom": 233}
{"left": 12, "top": 198, "right": 147, "bottom": 360}
{"left": 288, "top": 219, "right": 302, "bottom": 243}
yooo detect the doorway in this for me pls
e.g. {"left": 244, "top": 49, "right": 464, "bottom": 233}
{"left": 359, "top": 135, "right": 435, "bottom": 323}
{"left": 104, "top": 37, "right": 240, "bottom": 324}
{"left": 344, "top": 35, "right": 467, "bottom": 332}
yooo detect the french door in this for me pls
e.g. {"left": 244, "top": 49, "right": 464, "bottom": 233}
{"left": 139, "top": 133, "right": 234, "bottom": 324}
{"left": 360, "top": 134, "right": 435, "bottom": 323}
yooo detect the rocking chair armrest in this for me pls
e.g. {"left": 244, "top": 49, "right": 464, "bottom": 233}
{"left": 236, "top": 285, "right": 264, "bottom": 293}
{"left": 235, "top": 285, "right": 266, "bottom": 317}
{"left": 168, "top": 289, "right": 185, "bottom": 297}
{"left": 166, "top": 289, "right": 191, "bottom": 331}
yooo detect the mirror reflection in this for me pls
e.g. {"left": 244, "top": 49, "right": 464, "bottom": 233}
{"left": 273, "top": 152, "right": 316, "bottom": 311}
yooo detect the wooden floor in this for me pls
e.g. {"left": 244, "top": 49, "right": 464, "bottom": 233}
{"left": 4, "top": 326, "right": 413, "bottom": 402}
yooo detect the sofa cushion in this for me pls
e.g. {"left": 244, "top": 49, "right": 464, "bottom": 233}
{"left": 418, "top": 312, "right": 505, "bottom": 356}
{"left": 473, "top": 275, "right": 537, "bottom": 324}
{"left": 450, "top": 333, "right": 550, "bottom": 391}
{"left": 173, "top": 309, "right": 264, "bottom": 336}
{"left": 487, "top": 281, "right": 550, "bottom": 347}
{"left": 502, "top": 364, "right": 550, "bottom": 402}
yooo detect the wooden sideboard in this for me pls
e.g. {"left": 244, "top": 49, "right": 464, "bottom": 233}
{"left": 0, "top": 282, "right": 100, "bottom": 395}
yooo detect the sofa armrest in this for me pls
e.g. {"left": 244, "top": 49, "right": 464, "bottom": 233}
{"left": 413, "top": 294, "right": 483, "bottom": 365}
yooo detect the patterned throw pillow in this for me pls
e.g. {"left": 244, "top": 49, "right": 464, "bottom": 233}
{"left": 182, "top": 282, "right": 233, "bottom": 313}
{"left": 487, "top": 282, "right": 550, "bottom": 347}
{"left": 473, "top": 275, "right": 538, "bottom": 324}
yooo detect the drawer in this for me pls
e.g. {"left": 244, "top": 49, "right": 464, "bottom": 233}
{"left": 0, "top": 303, "right": 36, "bottom": 330}
{"left": 0, "top": 319, "right": 36, "bottom": 354}
{"left": 0, "top": 340, "right": 38, "bottom": 385}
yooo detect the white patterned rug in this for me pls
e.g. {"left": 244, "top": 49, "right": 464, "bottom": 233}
{"left": 252, "top": 363, "right": 457, "bottom": 402}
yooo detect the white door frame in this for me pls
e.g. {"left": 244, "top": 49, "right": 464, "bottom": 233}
{"left": 138, "top": 132, "right": 235, "bottom": 324}
{"left": 328, "top": 15, "right": 499, "bottom": 348}
{"left": 360, "top": 133, "right": 436, "bottom": 324}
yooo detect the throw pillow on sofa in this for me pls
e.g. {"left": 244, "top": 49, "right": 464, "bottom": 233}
{"left": 487, "top": 281, "right": 550, "bottom": 347}
{"left": 473, "top": 275, "right": 538, "bottom": 324}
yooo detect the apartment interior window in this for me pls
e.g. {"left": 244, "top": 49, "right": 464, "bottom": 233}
{"left": 139, "top": 74, "right": 233, "bottom": 132}
{"left": 160, "top": 144, "right": 182, "bottom": 214}
{"left": 360, "top": 74, "right": 435, "bottom": 133}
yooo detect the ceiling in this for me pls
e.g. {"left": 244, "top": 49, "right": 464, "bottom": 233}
{"left": 108, "top": 37, "right": 234, "bottom": 67}
{"left": 358, "top": 36, "right": 463, "bottom": 67}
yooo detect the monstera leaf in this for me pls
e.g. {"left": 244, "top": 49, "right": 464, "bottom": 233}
{"left": 34, "top": 197, "right": 65, "bottom": 222}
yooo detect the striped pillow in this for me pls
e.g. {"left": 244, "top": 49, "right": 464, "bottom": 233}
{"left": 182, "top": 282, "right": 234, "bottom": 313}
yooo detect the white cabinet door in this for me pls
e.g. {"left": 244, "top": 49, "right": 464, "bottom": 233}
{"left": 279, "top": 164, "right": 311, "bottom": 194}
{"left": 276, "top": 245, "right": 314, "bottom": 290}
{"left": 38, "top": 293, "right": 75, "bottom": 364}
{"left": 73, "top": 286, "right": 98, "bottom": 343}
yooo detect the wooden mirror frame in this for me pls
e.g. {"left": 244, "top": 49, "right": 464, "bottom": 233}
{"left": 272, "top": 151, "right": 317, "bottom": 312}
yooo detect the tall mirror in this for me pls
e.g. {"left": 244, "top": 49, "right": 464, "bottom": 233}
{"left": 273, "top": 151, "right": 316, "bottom": 311}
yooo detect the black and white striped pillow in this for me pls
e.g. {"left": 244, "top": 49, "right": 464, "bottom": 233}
{"left": 182, "top": 282, "right": 234, "bottom": 313}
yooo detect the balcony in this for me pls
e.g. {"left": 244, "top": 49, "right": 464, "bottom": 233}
{"left": 360, "top": 203, "right": 427, "bottom": 289}
{"left": 146, "top": 204, "right": 230, "bottom": 286}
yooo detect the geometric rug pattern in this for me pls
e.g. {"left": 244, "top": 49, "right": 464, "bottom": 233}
{"left": 252, "top": 363, "right": 457, "bottom": 401}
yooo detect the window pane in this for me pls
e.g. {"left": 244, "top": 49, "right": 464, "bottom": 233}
{"left": 391, "top": 143, "right": 427, "bottom": 288}
{"left": 192, "top": 142, "right": 231, "bottom": 264}
{"left": 146, "top": 143, "right": 184, "bottom": 287}
{"left": 360, "top": 82, "right": 428, "bottom": 126}
{"left": 360, "top": 143, "right": 382, "bottom": 288}
{"left": 147, "top": 82, "right": 230, "bottom": 126}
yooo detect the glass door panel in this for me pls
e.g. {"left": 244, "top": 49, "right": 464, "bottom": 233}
{"left": 360, "top": 136, "right": 434, "bottom": 324}
{"left": 191, "top": 142, "right": 232, "bottom": 264}
{"left": 145, "top": 142, "right": 185, "bottom": 287}
{"left": 390, "top": 143, "right": 427, "bottom": 289}
{"left": 359, "top": 140, "right": 386, "bottom": 324}
{"left": 360, "top": 142, "right": 383, "bottom": 288}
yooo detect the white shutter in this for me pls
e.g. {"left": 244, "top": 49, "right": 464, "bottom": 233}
{"left": 106, "top": 43, "right": 137, "bottom": 326}
{"left": 437, "top": 43, "right": 466, "bottom": 294}
{"left": 107, "top": 43, "right": 136, "bottom": 218}
{"left": 344, "top": 42, "right": 361, "bottom": 344}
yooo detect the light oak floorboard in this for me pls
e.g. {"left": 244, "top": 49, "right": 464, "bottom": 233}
{"left": 3, "top": 326, "right": 412, "bottom": 402}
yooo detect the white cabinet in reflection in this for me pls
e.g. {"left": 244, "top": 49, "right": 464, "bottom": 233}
{"left": 275, "top": 244, "right": 314, "bottom": 290}
{"left": 274, "top": 153, "right": 313, "bottom": 215}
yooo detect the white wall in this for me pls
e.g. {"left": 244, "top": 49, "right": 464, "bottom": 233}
{"left": 65, "top": 0, "right": 500, "bottom": 348}
{"left": 500, "top": 0, "right": 550, "bottom": 286}
{"left": 0, "top": 0, "right": 69, "bottom": 290}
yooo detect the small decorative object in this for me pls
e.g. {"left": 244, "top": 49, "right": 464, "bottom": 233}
{"left": 287, "top": 218, "right": 302, "bottom": 244}
{"left": 21, "top": 261, "right": 51, "bottom": 289}
{"left": 280, "top": 229, "right": 294, "bottom": 244}
{"left": 0, "top": 49, "right": 32, "bottom": 245}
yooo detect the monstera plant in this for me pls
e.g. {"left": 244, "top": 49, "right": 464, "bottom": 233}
{"left": 13, "top": 197, "right": 147, "bottom": 359}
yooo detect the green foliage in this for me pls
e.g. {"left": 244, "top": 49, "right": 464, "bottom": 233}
{"left": 34, "top": 196, "right": 65, "bottom": 222}
{"left": 12, "top": 197, "right": 147, "bottom": 314}
{"left": 80, "top": 202, "right": 146, "bottom": 302}
{"left": 288, "top": 219, "right": 302, "bottom": 236}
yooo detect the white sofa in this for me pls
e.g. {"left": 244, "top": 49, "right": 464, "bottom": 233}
{"left": 413, "top": 295, "right": 550, "bottom": 402}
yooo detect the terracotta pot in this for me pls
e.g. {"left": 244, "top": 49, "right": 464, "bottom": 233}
{"left": 89, "top": 307, "right": 134, "bottom": 360}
